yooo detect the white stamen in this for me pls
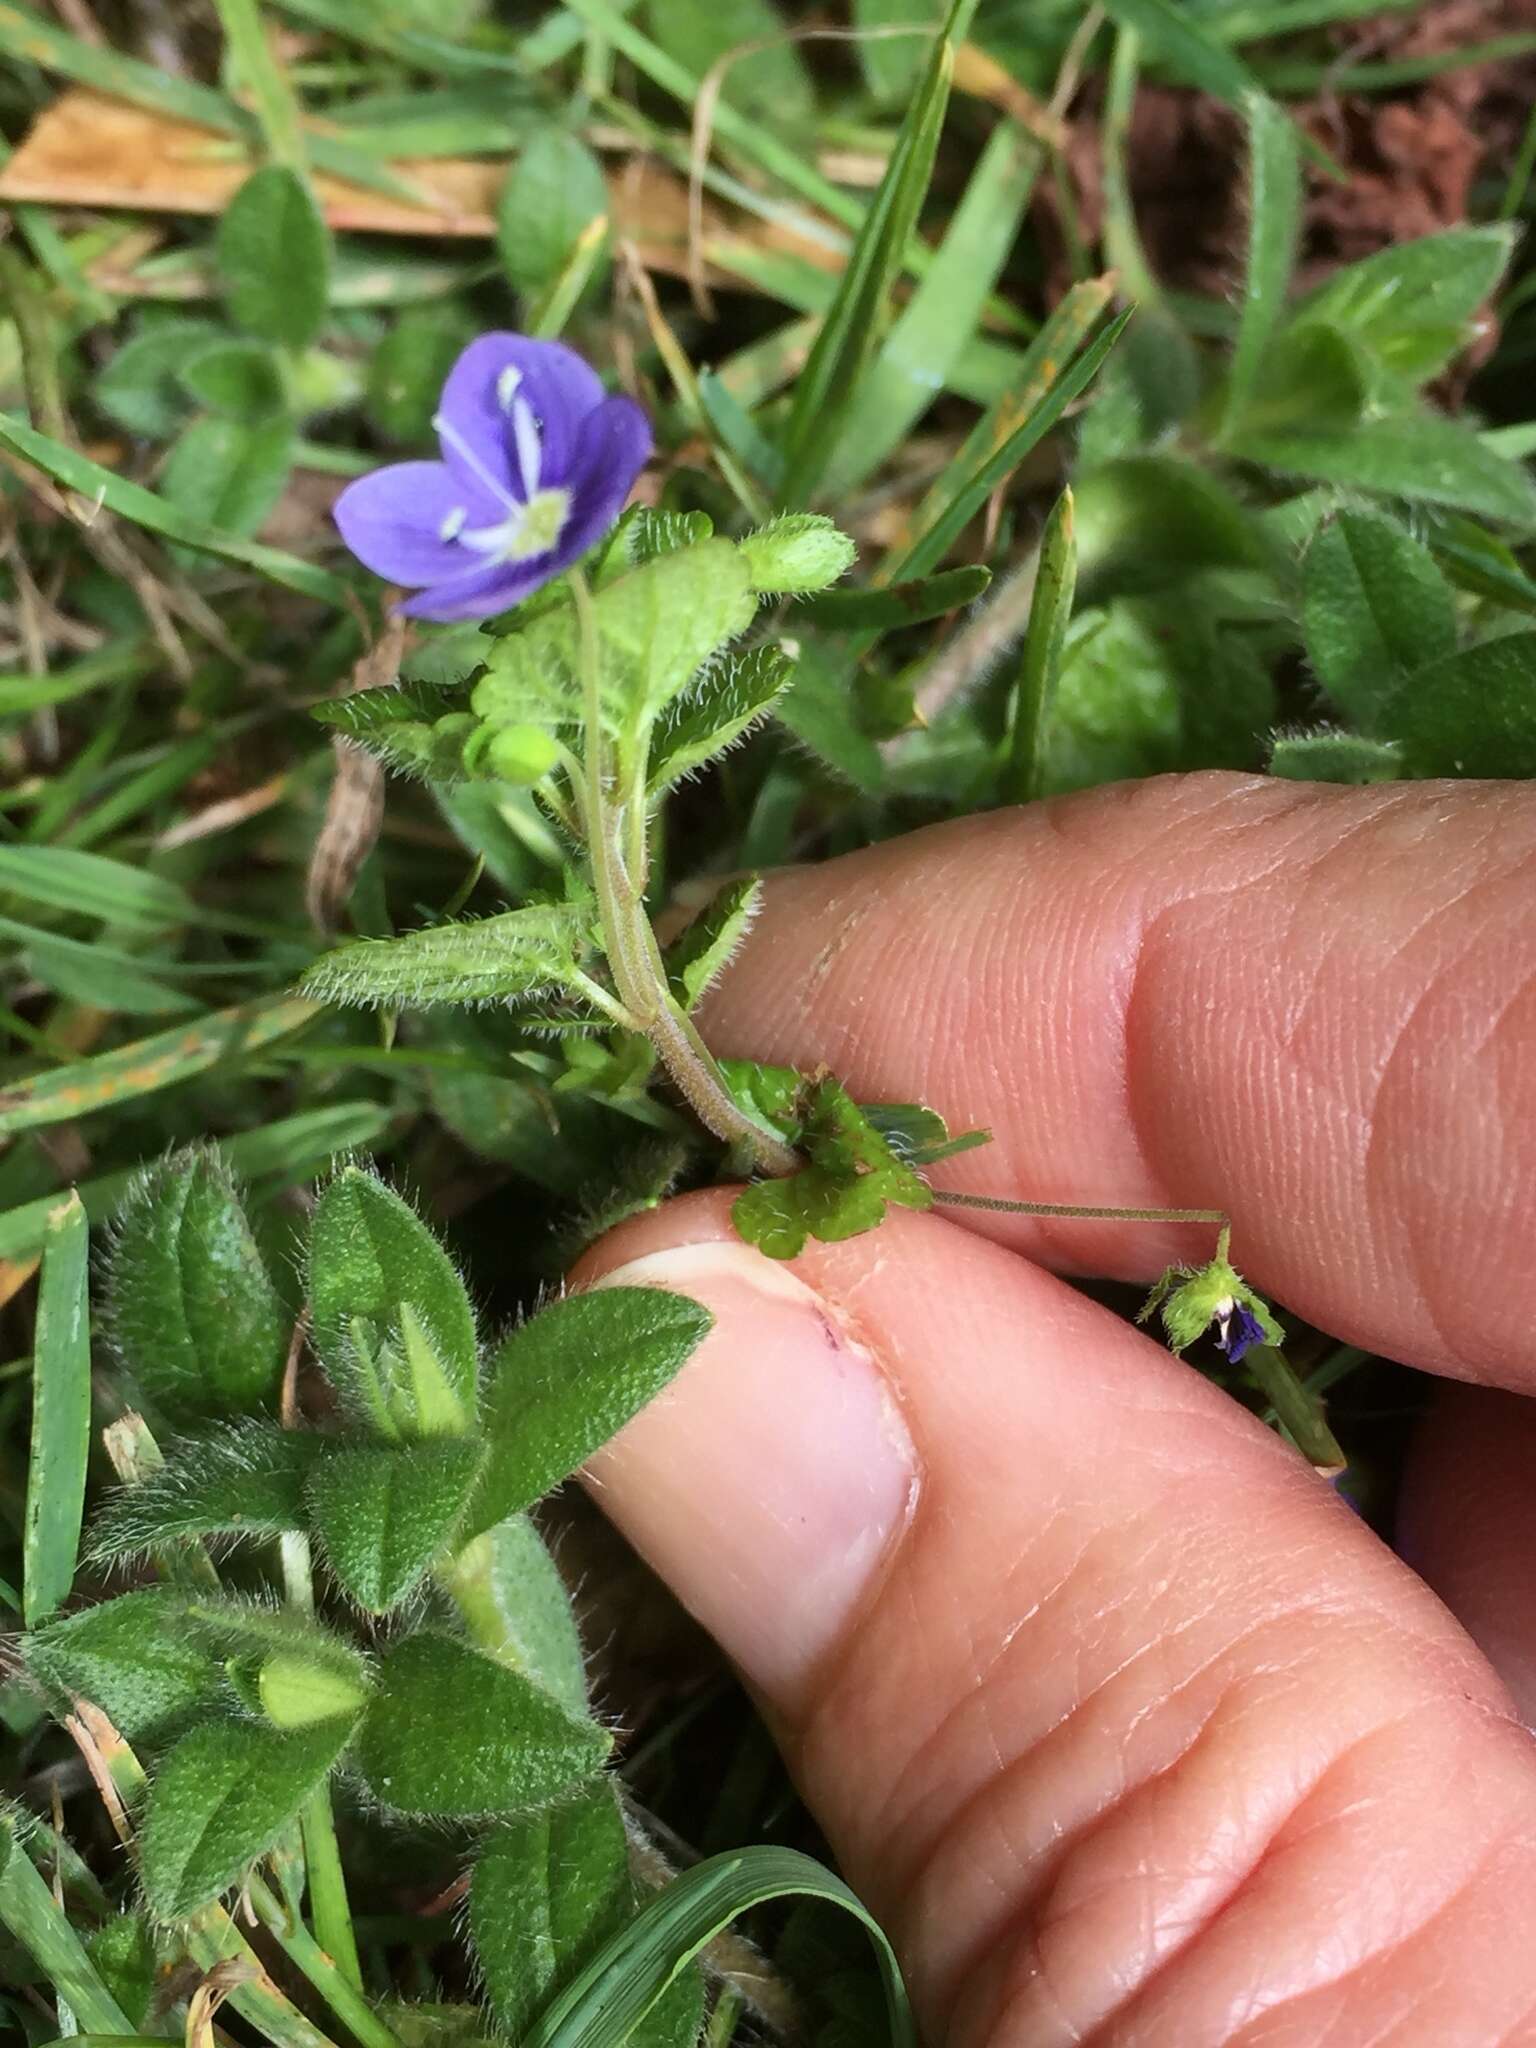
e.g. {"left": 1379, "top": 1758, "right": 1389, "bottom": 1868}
{"left": 497, "top": 364, "right": 524, "bottom": 412}
{"left": 438, "top": 505, "right": 468, "bottom": 541}
{"left": 459, "top": 489, "right": 570, "bottom": 565}
{"left": 433, "top": 411, "right": 520, "bottom": 513}
{"left": 511, "top": 395, "right": 543, "bottom": 497}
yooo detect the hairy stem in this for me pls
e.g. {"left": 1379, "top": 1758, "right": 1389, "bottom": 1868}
{"left": 934, "top": 1192, "right": 1227, "bottom": 1225}
{"left": 571, "top": 572, "right": 797, "bottom": 1175}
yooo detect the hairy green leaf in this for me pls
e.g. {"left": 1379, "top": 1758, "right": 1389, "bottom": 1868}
{"left": 1381, "top": 632, "right": 1536, "bottom": 778}
{"left": 472, "top": 1783, "right": 631, "bottom": 2037}
{"left": 440, "top": 1517, "right": 589, "bottom": 1716}
{"left": 88, "top": 1424, "right": 320, "bottom": 1562}
{"left": 473, "top": 1782, "right": 708, "bottom": 2048}
{"left": 647, "top": 646, "right": 793, "bottom": 794}
{"left": 307, "top": 1166, "right": 479, "bottom": 1436}
{"left": 1268, "top": 730, "right": 1405, "bottom": 783}
{"left": 1235, "top": 414, "right": 1536, "bottom": 528}
{"left": 25, "top": 1589, "right": 220, "bottom": 1739}
{"left": 666, "top": 879, "right": 762, "bottom": 1010}
{"left": 1296, "top": 224, "right": 1516, "bottom": 386}
{"left": 355, "top": 1634, "right": 610, "bottom": 1818}
{"left": 466, "top": 1290, "right": 713, "bottom": 1538}
{"left": 301, "top": 905, "right": 591, "bottom": 1011}
{"left": 140, "top": 1715, "right": 355, "bottom": 1918}
{"left": 309, "top": 1438, "right": 484, "bottom": 1614}
{"left": 107, "top": 1149, "right": 286, "bottom": 1426}
{"left": 473, "top": 543, "right": 756, "bottom": 734}
{"left": 1223, "top": 91, "right": 1301, "bottom": 436}
{"left": 1302, "top": 510, "right": 1457, "bottom": 733}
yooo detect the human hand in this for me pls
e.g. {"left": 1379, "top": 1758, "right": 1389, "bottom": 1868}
{"left": 575, "top": 772, "right": 1536, "bottom": 2045}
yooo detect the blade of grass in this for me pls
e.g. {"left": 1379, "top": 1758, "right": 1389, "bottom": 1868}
{"left": 892, "top": 282, "right": 1123, "bottom": 583}
{"left": 23, "top": 1190, "right": 90, "bottom": 1627}
{"left": 1221, "top": 92, "right": 1301, "bottom": 440}
{"left": 704, "top": 241, "right": 1028, "bottom": 407}
{"left": 1002, "top": 487, "right": 1077, "bottom": 805}
{"left": 212, "top": 0, "right": 307, "bottom": 169}
{"left": 0, "top": 992, "right": 320, "bottom": 1138}
{"left": 0, "top": 639, "right": 156, "bottom": 719}
{"left": 824, "top": 116, "right": 1044, "bottom": 496}
{"left": 0, "top": 918, "right": 203, "bottom": 1017}
{"left": 521, "top": 1846, "right": 915, "bottom": 2048}
{"left": 1255, "top": 37, "right": 1536, "bottom": 93}
{"left": 0, "top": 1822, "right": 133, "bottom": 2036}
{"left": 899, "top": 310, "right": 1130, "bottom": 583}
{"left": 778, "top": 0, "right": 972, "bottom": 506}
{"left": 0, "top": 844, "right": 199, "bottom": 930}
{"left": 0, "top": 412, "right": 353, "bottom": 606}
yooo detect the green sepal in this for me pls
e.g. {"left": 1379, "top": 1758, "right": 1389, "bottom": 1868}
{"left": 731, "top": 1076, "right": 934, "bottom": 1261}
{"left": 139, "top": 1713, "right": 357, "bottom": 1919}
{"left": 24, "top": 1589, "right": 222, "bottom": 1741}
{"left": 306, "top": 1166, "right": 478, "bottom": 1437}
{"left": 87, "top": 1423, "right": 323, "bottom": 1565}
{"left": 308, "top": 1437, "right": 485, "bottom": 1614}
{"left": 354, "top": 1633, "right": 610, "bottom": 1819}
{"left": 107, "top": 1147, "right": 286, "bottom": 1427}
{"left": 1139, "top": 1254, "right": 1283, "bottom": 1356}
{"left": 464, "top": 1289, "right": 713, "bottom": 1540}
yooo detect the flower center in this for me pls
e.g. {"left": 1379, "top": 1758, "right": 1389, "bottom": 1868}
{"left": 459, "top": 489, "right": 571, "bottom": 565}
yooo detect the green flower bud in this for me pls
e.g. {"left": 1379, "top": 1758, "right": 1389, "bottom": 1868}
{"left": 738, "top": 514, "right": 857, "bottom": 595}
{"left": 484, "top": 724, "right": 560, "bottom": 785}
{"left": 259, "top": 1652, "right": 369, "bottom": 1729}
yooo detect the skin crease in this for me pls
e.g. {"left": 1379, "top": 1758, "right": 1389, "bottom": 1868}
{"left": 574, "top": 774, "right": 1536, "bottom": 2046}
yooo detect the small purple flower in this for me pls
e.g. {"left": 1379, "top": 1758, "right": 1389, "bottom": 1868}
{"left": 1214, "top": 1300, "right": 1266, "bottom": 1364}
{"left": 334, "top": 334, "right": 652, "bottom": 623}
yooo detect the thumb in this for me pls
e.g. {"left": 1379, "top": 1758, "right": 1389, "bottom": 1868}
{"left": 575, "top": 1192, "right": 1536, "bottom": 2046}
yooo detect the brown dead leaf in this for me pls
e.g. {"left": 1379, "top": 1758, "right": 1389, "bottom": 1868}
{"left": 0, "top": 89, "right": 840, "bottom": 290}
{"left": 305, "top": 609, "right": 405, "bottom": 936}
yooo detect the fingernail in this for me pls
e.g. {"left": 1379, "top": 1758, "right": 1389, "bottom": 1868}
{"left": 584, "top": 1241, "right": 919, "bottom": 1697}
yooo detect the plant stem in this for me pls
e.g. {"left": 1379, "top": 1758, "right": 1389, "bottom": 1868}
{"left": 570, "top": 572, "right": 798, "bottom": 1175}
{"left": 280, "top": 1534, "right": 364, "bottom": 1996}
{"left": 1241, "top": 1346, "right": 1345, "bottom": 1474}
{"left": 246, "top": 1877, "right": 403, "bottom": 2048}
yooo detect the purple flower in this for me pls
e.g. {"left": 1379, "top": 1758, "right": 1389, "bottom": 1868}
{"left": 334, "top": 334, "right": 651, "bottom": 622}
{"left": 1215, "top": 1300, "right": 1266, "bottom": 1364}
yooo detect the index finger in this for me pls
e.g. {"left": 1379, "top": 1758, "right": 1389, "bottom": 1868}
{"left": 699, "top": 772, "right": 1536, "bottom": 1384}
